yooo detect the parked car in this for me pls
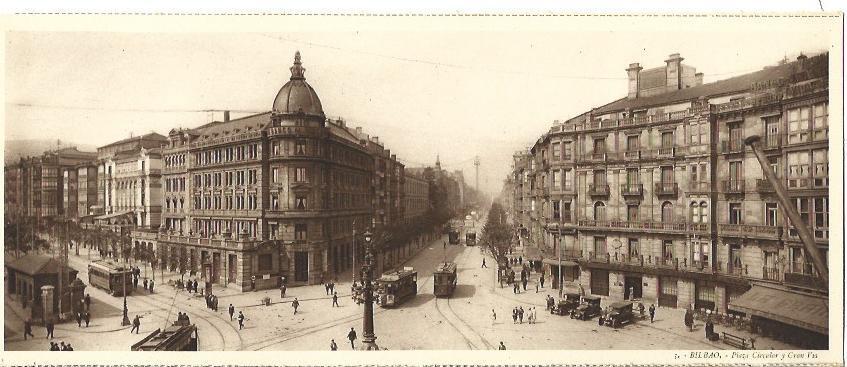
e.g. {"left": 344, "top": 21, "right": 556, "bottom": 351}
{"left": 553, "top": 292, "right": 581, "bottom": 316}
{"left": 604, "top": 301, "right": 636, "bottom": 328}
{"left": 570, "top": 295, "right": 602, "bottom": 320}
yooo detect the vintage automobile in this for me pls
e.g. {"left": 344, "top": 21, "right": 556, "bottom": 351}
{"left": 570, "top": 295, "right": 602, "bottom": 320}
{"left": 552, "top": 292, "right": 582, "bottom": 316}
{"left": 604, "top": 301, "right": 636, "bottom": 328}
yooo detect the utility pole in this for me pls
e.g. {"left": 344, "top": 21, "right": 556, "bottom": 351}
{"left": 745, "top": 135, "right": 828, "bottom": 283}
{"left": 352, "top": 219, "right": 357, "bottom": 283}
{"left": 473, "top": 156, "right": 480, "bottom": 193}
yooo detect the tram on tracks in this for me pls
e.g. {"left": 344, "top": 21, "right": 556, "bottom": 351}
{"left": 88, "top": 260, "right": 134, "bottom": 296}
{"left": 131, "top": 322, "right": 198, "bottom": 351}
{"left": 433, "top": 262, "right": 457, "bottom": 297}
{"left": 376, "top": 267, "right": 417, "bottom": 307}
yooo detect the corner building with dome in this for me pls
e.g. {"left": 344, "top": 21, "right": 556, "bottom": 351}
{"left": 134, "top": 52, "right": 400, "bottom": 289}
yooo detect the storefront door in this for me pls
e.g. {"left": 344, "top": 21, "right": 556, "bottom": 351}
{"left": 295, "top": 251, "right": 309, "bottom": 282}
{"left": 590, "top": 269, "right": 609, "bottom": 296}
{"left": 624, "top": 276, "right": 643, "bottom": 300}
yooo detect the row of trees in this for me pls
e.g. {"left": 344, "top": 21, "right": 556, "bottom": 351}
{"left": 4, "top": 215, "right": 135, "bottom": 263}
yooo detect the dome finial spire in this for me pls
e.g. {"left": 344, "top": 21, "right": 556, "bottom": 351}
{"left": 290, "top": 51, "right": 305, "bottom": 80}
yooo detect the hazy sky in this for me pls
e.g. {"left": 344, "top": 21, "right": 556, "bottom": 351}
{"left": 5, "top": 21, "right": 835, "bottom": 196}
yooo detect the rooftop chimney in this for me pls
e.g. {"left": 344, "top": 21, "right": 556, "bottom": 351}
{"left": 665, "top": 53, "right": 685, "bottom": 92}
{"left": 694, "top": 72, "right": 704, "bottom": 86}
{"left": 355, "top": 127, "right": 363, "bottom": 137}
{"left": 626, "top": 62, "right": 643, "bottom": 100}
{"left": 224, "top": 110, "right": 230, "bottom": 122}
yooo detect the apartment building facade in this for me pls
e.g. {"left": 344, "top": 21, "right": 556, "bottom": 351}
{"left": 511, "top": 52, "right": 829, "bottom": 346}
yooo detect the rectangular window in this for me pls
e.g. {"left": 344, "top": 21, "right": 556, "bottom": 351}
{"left": 295, "top": 224, "right": 307, "bottom": 241}
{"left": 813, "top": 102, "right": 828, "bottom": 129}
{"left": 813, "top": 197, "right": 828, "bottom": 239}
{"left": 551, "top": 142, "right": 560, "bottom": 159}
{"left": 766, "top": 203, "right": 778, "bottom": 227}
{"left": 593, "top": 236, "right": 606, "bottom": 257}
{"left": 271, "top": 195, "right": 279, "bottom": 210}
{"left": 627, "top": 238, "right": 639, "bottom": 257}
{"left": 661, "top": 131, "right": 674, "bottom": 148}
{"left": 593, "top": 170, "right": 606, "bottom": 186}
{"left": 788, "top": 107, "right": 810, "bottom": 143}
{"left": 626, "top": 135, "right": 639, "bottom": 151}
{"left": 296, "top": 195, "right": 307, "bottom": 210}
{"left": 812, "top": 149, "right": 828, "bottom": 187}
{"left": 296, "top": 141, "right": 307, "bottom": 155}
{"left": 729, "top": 203, "right": 743, "bottom": 224}
{"left": 562, "top": 141, "right": 572, "bottom": 160}
{"left": 787, "top": 151, "right": 810, "bottom": 188}
{"left": 627, "top": 204, "right": 639, "bottom": 221}
{"left": 295, "top": 168, "right": 307, "bottom": 182}
{"left": 593, "top": 138, "right": 606, "bottom": 154}
{"left": 552, "top": 169, "right": 561, "bottom": 189}
{"left": 272, "top": 168, "right": 278, "bottom": 184}
{"left": 552, "top": 201, "right": 560, "bottom": 219}
{"left": 563, "top": 169, "right": 573, "bottom": 190}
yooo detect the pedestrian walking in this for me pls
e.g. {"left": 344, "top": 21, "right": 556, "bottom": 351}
{"left": 332, "top": 292, "right": 339, "bottom": 307}
{"left": 130, "top": 315, "right": 141, "bottom": 334}
{"left": 535, "top": 282, "right": 539, "bottom": 293}
{"left": 540, "top": 275, "right": 545, "bottom": 288}
{"left": 23, "top": 319, "right": 34, "bottom": 340}
{"left": 280, "top": 284, "right": 287, "bottom": 298}
{"left": 133, "top": 276, "right": 139, "bottom": 289}
{"left": 512, "top": 282, "right": 519, "bottom": 294}
{"left": 143, "top": 279, "right": 148, "bottom": 291}
{"left": 522, "top": 278, "right": 528, "bottom": 291}
{"left": 193, "top": 280, "right": 199, "bottom": 294}
{"left": 45, "top": 320, "right": 54, "bottom": 339}
{"left": 330, "top": 339, "right": 338, "bottom": 351}
{"left": 518, "top": 306, "right": 524, "bottom": 324}
{"left": 237, "top": 311, "right": 246, "bottom": 330}
{"left": 84, "top": 311, "right": 90, "bottom": 327}
{"left": 50, "top": 342, "right": 59, "bottom": 351}
{"left": 84, "top": 294, "right": 91, "bottom": 310}
{"left": 325, "top": 283, "right": 330, "bottom": 296}
{"left": 443, "top": 241, "right": 446, "bottom": 250}
{"left": 212, "top": 295, "right": 219, "bottom": 311}
{"left": 481, "top": 258, "right": 487, "bottom": 268}
{"left": 329, "top": 281, "right": 335, "bottom": 294}
{"left": 511, "top": 307, "right": 517, "bottom": 324}
{"left": 347, "top": 327, "right": 357, "bottom": 349}
{"left": 684, "top": 308, "right": 694, "bottom": 331}
{"left": 292, "top": 298, "right": 300, "bottom": 314}
{"left": 250, "top": 276, "right": 256, "bottom": 291}
{"left": 149, "top": 280, "right": 154, "bottom": 293}
{"left": 649, "top": 304, "right": 656, "bottom": 323}
{"left": 76, "top": 311, "right": 82, "bottom": 327}
{"left": 65, "top": 343, "right": 74, "bottom": 351}
{"left": 498, "top": 341, "right": 506, "bottom": 350}
{"left": 491, "top": 309, "right": 496, "bottom": 326}
{"left": 519, "top": 256, "right": 523, "bottom": 264}
{"left": 229, "top": 304, "right": 235, "bottom": 321}
{"left": 60, "top": 342, "right": 67, "bottom": 351}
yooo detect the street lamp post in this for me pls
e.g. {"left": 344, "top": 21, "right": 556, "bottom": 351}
{"left": 359, "top": 228, "right": 379, "bottom": 350}
{"left": 121, "top": 266, "right": 130, "bottom": 326}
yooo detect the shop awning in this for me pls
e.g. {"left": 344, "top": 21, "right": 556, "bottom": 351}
{"left": 542, "top": 258, "right": 579, "bottom": 267}
{"left": 728, "top": 284, "right": 828, "bottom": 335}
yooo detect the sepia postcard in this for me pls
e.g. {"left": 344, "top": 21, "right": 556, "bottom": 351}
{"left": 0, "top": 12, "right": 843, "bottom": 366}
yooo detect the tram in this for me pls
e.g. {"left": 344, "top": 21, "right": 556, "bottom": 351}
{"left": 376, "top": 267, "right": 418, "bottom": 307}
{"left": 131, "top": 322, "right": 199, "bottom": 351}
{"left": 433, "top": 262, "right": 457, "bottom": 297}
{"left": 88, "top": 260, "right": 134, "bottom": 296}
{"left": 465, "top": 231, "right": 477, "bottom": 246}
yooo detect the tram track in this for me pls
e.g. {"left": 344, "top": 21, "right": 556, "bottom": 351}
{"left": 432, "top": 246, "right": 494, "bottom": 350}
{"left": 243, "top": 258, "right": 437, "bottom": 351}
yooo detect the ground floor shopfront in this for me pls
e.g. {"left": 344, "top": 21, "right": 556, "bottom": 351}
{"left": 131, "top": 229, "right": 440, "bottom": 291}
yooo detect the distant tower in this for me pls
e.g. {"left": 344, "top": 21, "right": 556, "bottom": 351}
{"left": 435, "top": 154, "right": 442, "bottom": 171}
{"left": 473, "top": 156, "right": 480, "bottom": 192}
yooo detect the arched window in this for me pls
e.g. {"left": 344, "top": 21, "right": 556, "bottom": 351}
{"left": 690, "top": 202, "right": 699, "bottom": 223}
{"left": 700, "top": 201, "right": 709, "bottom": 223}
{"left": 661, "top": 201, "right": 674, "bottom": 223}
{"left": 594, "top": 201, "right": 606, "bottom": 221}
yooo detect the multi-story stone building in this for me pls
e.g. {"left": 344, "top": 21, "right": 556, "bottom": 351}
{"left": 511, "top": 52, "right": 829, "bottom": 347}
{"left": 136, "top": 52, "right": 391, "bottom": 289}
{"left": 5, "top": 147, "right": 97, "bottom": 220}
{"left": 403, "top": 170, "right": 430, "bottom": 224}
{"left": 76, "top": 163, "right": 99, "bottom": 218}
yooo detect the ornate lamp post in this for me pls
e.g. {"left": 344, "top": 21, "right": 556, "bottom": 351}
{"left": 121, "top": 265, "right": 130, "bottom": 326}
{"left": 359, "top": 228, "right": 379, "bottom": 350}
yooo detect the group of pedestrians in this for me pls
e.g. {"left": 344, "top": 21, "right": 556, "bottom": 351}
{"left": 324, "top": 281, "right": 337, "bottom": 295}
{"left": 511, "top": 306, "right": 526, "bottom": 324}
{"left": 48, "top": 341, "right": 74, "bottom": 351}
{"left": 328, "top": 327, "right": 358, "bottom": 350}
{"left": 184, "top": 279, "right": 201, "bottom": 294}
{"left": 74, "top": 310, "right": 92, "bottom": 328}
{"left": 205, "top": 292, "right": 219, "bottom": 311}
{"left": 227, "top": 303, "right": 247, "bottom": 330}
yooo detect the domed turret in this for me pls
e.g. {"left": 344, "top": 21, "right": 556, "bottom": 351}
{"left": 272, "top": 51, "right": 324, "bottom": 117}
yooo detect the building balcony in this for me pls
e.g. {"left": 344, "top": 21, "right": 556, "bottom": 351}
{"left": 713, "top": 92, "right": 782, "bottom": 114}
{"left": 623, "top": 150, "right": 641, "bottom": 160}
{"left": 654, "top": 182, "right": 679, "bottom": 196}
{"left": 784, "top": 263, "right": 826, "bottom": 289}
{"left": 561, "top": 249, "right": 582, "bottom": 260}
{"left": 655, "top": 146, "right": 676, "bottom": 158}
{"left": 585, "top": 152, "right": 607, "bottom": 162}
{"left": 588, "top": 183, "right": 610, "bottom": 196}
{"left": 620, "top": 184, "right": 643, "bottom": 196}
{"left": 718, "top": 223, "right": 783, "bottom": 239}
{"left": 756, "top": 179, "right": 775, "bottom": 193}
{"left": 720, "top": 139, "right": 745, "bottom": 154}
{"left": 588, "top": 251, "right": 609, "bottom": 263}
{"left": 577, "top": 220, "right": 690, "bottom": 232}
{"left": 721, "top": 179, "right": 745, "bottom": 194}
{"left": 725, "top": 262, "right": 749, "bottom": 277}
{"left": 762, "top": 266, "right": 781, "bottom": 282}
